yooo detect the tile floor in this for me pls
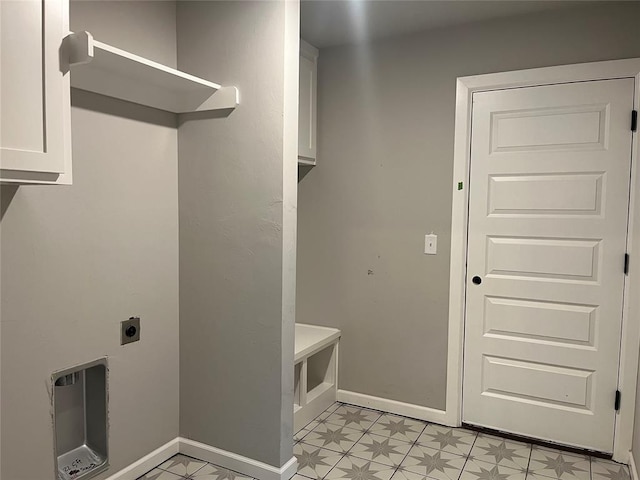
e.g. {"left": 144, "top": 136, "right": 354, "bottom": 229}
{"left": 137, "top": 454, "right": 254, "bottom": 480}
{"left": 137, "top": 402, "right": 631, "bottom": 480}
{"left": 293, "top": 403, "right": 630, "bottom": 480}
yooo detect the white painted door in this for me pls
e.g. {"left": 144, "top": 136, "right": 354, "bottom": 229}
{"left": 0, "top": 0, "right": 72, "bottom": 184}
{"left": 463, "top": 78, "right": 635, "bottom": 453}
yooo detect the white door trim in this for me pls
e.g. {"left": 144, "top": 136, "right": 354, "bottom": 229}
{"left": 446, "top": 57, "right": 640, "bottom": 463}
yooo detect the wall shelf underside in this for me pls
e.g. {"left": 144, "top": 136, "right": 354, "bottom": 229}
{"left": 298, "top": 158, "right": 316, "bottom": 167}
{"left": 65, "top": 31, "right": 239, "bottom": 113}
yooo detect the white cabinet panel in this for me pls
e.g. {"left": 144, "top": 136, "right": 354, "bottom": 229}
{"left": 1, "top": 0, "right": 72, "bottom": 184}
{"left": 298, "top": 40, "right": 318, "bottom": 165}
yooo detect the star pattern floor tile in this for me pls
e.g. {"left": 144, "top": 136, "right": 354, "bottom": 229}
{"left": 469, "top": 434, "right": 531, "bottom": 470}
{"left": 137, "top": 469, "right": 184, "bottom": 480}
{"left": 305, "top": 420, "right": 321, "bottom": 431}
{"left": 158, "top": 454, "right": 208, "bottom": 477}
{"left": 459, "top": 458, "right": 526, "bottom": 480}
{"left": 528, "top": 447, "right": 591, "bottom": 480}
{"left": 139, "top": 402, "right": 632, "bottom": 480}
{"left": 324, "top": 455, "right": 396, "bottom": 480}
{"left": 349, "top": 433, "right": 412, "bottom": 467}
{"left": 591, "top": 458, "right": 630, "bottom": 480}
{"left": 296, "top": 429, "right": 310, "bottom": 443}
{"left": 417, "top": 424, "right": 477, "bottom": 457}
{"left": 189, "top": 464, "right": 253, "bottom": 480}
{"left": 315, "top": 403, "right": 344, "bottom": 422}
{"left": 391, "top": 468, "right": 440, "bottom": 480}
{"left": 296, "top": 420, "right": 320, "bottom": 443}
{"left": 369, "top": 414, "right": 427, "bottom": 443}
{"left": 301, "top": 423, "right": 364, "bottom": 453}
{"left": 533, "top": 446, "right": 590, "bottom": 461}
{"left": 295, "top": 442, "right": 345, "bottom": 479}
{"left": 325, "top": 405, "right": 383, "bottom": 432}
{"left": 400, "top": 443, "right": 466, "bottom": 480}
{"left": 527, "top": 473, "right": 570, "bottom": 480}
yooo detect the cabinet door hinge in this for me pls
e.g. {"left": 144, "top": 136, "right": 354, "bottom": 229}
{"left": 632, "top": 110, "right": 637, "bottom": 132}
{"left": 615, "top": 390, "right": 621, "bottom": 411}
{"left": 624, "top": 253, "right": 630, "bottom": 275}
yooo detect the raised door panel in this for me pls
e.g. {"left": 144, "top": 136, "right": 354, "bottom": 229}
{"left": 482, "top": 356, "right": 594, "bottom": 410}
{"left": 0, "top": 0, "right": 71, "bottom": 184}
{"left": 483, "top": 297, "right": 596, "bottom": 346}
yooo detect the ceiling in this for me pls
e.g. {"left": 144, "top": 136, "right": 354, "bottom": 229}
{"left": 300, "top": 1, "right": 608, "bottom": 49}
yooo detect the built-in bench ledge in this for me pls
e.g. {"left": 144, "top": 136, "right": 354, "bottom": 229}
{"left": 294, "top": 324, "right": 341, "bottom": 431}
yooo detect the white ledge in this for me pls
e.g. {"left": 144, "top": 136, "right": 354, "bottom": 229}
{"left": 295, "top": 323, "right": 341, "bottom": 363}
{"left": 65, "top": 31, "right": 239, "bottom": 113}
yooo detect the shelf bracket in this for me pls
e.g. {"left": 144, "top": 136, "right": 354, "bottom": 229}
{"left": 193, "top": 86, "right": 240, "bottom": 112}
{"left": 65, "top": 31, "right": 94, "bottom": 66}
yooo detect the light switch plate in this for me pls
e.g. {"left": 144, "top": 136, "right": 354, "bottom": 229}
{"left": 424, "top": 234, "right": 437, "bottom": 255}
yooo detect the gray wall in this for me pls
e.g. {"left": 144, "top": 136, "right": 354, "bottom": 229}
{"left": 0, "top": 2, "right": 179, "bottom": 479}
{"left": 177, "top": 1, "right": 296, "bottom": 468}
{"left": 635, "top": 353, "right": 640, "bottom": 462}
{"left": 297, "top": 2, "right": 640, "bottom": 411}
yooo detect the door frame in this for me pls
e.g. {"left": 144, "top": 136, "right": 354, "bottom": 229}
{"left": 446, "top": 58, "right": 640, "bottom": 463}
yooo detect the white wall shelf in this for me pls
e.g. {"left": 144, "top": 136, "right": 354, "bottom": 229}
{"left": 65, "top": 31, "right": 239, "bottom": 113}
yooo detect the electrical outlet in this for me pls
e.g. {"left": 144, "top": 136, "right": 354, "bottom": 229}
{"left": 121, "top": 317, "right": 140, "bottom": 345}
{"left": 424, "top": 234, "right": 437, "bottom": 255}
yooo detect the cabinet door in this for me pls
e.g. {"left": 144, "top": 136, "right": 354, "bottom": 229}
{"left": 1, "top": 0, "right": 72, "bottom": 184}
{"left": 299, "top": 40, "right": 318, "bottom": 162}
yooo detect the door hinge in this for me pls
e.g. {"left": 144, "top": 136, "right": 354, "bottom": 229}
{"left": 624, "top": 253, "right": 630, "bottom": 275}
{"left": 632, "top": 110, "right": 637, "bottom": 132}
{"left": 615, "top": 390, "right": 621, "bottom": 411}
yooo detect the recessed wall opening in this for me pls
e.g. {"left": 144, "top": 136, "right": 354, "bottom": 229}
{"left": 53, "top": 358, "right": 108, "bottom": 480}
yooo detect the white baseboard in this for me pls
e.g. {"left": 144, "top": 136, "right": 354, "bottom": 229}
{"left": 179, "top": 437, "right": 297, "bottom": 480}
{"left": 630, "top": 451, "right": 638, "bottom": 480}
{"left": 337, "top": 390, "right": 451, "bottom": 426}
{"left": 104, "top": 438, "right": 180, "bottom": 480}
{"left": 102, "top": 437, "right": 296, "bottom": 480}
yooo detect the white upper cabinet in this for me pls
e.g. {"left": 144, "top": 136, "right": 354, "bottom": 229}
{"left": 299, "top": 40, "right": 318, "bottom": 165}
{"left": 0, "top": 0, "right": 238, "bottom": 185}
{"left": 1, "top": 0, "right": 72, "bottom": 185}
